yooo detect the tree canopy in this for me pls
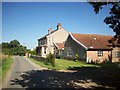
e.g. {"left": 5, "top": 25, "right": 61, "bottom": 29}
{"left": 2, "top": 40, "right": 27, "bottom": 56}
{"left": 27, "top": 49, "right": 36, "bottom": 56}
{"left": 89, "top": 2, "right": 120, "bottom": 44}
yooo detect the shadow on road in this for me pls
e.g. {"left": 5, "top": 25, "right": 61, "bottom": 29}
{"left": 10, "top": 70, "right": 78, "bottom": 89}
{"left": 9, "top": 66, "right": 120, "bottom": 90}
{"left": 68, "top": 66, "right": 120, "bottom": 90}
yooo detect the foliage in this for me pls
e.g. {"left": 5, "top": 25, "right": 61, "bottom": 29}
{"left": 10, "top": 40, "right": 20, "bottom": 48}
{"left": 46, "top": 53, "right": 55, "bottom": 67}
{"left": 75, "top": 54, "right": 79, "bottom": 61}
{"left": 27, "top": 49, "right": 36, "bottom": 56}
{"left": 89, "top": 2, "right": 120, "bottom": 44}
{"left": 2, "top": 39, "right": 27, "bottom": 56}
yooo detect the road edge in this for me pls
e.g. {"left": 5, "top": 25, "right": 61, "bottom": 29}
{"left": 23, "top": 57, "right": 48, "bottom": 70}
{"left": 2, "top": 56, "right": 14, "bottom": 89}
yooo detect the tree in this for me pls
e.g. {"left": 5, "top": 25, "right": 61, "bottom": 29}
{"left": 89, "top": 2, "right": 120, "bottom": 44}
{"left": 28, "top": 49, "right": 36, "bottom": 56}
{"left": 10, "top": 39, "right": 20, "bottom": 48}
{"left": 19, "top": 45, "right": 27, "bottom": 55}
{"left": 2, "top": 42, "right": 10, "bottom": 48}
{"left": 2, "top": 40, "right": 27, "bottom": 55}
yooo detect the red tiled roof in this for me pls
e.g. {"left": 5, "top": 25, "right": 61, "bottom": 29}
{"left": 55, "top": 43, "right": 64, "bottom": 49}
{"left": 71, "top": 33, "right": 112, "bottom": 50}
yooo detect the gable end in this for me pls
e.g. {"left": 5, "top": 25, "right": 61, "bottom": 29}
{"left": 69, "top": 33, "right": 88, "bottom": 50}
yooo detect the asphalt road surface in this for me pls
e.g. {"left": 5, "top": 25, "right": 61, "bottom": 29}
{"left": 2, "top": 56, "right": 41, "bottom": 88}
{"left": 2, "top": 56, "right": 119, "bottom": 89}
{"left": 2, "top": 56, "right": 77, "bottom": 89}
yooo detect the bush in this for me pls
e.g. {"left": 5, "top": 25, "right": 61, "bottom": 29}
{"left": 75, "top": 54, "right": 79, "bottom": 60}
{"left": 46, "top": 53, "right": 55, "bottom": 67}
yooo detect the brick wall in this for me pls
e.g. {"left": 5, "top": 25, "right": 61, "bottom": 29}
{"left": 112, "top": 47, "right": 120, "bottom": 62}
{"left": 86, "top": 50, "right": 111, "bottom": 63}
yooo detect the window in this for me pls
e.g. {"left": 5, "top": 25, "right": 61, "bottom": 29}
{"left": 115, "top": 52, "right": 120, "bottom": 58}
{"left": 40, "top": 40, "right": 41, "bottom": 45}
{"left": 44, "top": 47, "right": 46, "bottom": 54}
{"left": 38, "top": 41, "right": 40, "bottom": 46}
{"left": 45, "top": 39, "right": 47, "bottom": 44}
{"left": 41, "top": 40, "right": 43, "bottom": 45}
{"left": 38, "top": 40, "right": 41, "bottom": 46}
{"left": 98, "top": 51, "right": 103, "bottom": 57}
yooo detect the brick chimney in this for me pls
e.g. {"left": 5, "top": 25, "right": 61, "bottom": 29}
{"left": 57, "top": 23, "right": 62, "bottom": 30}
{"left": 48, "top": 28, "right": 52, "bottom": 34}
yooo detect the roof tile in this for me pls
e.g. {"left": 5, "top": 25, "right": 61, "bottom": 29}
{"left": 71, "top": 33, "right": 112, "bottom": 50}
{"left": 55, "top": 43, "right": 64, "bottom": 49}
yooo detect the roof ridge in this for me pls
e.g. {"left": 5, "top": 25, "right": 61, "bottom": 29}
{"left": 38, "top": 29, "right": 57, "bottom": 40}
{"left": 71, "top": 33, "right": 112, "bottom": 37}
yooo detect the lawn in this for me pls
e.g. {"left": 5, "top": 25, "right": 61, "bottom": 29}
{"left": 29, "top": 58, "right": 98, "bottom": 70}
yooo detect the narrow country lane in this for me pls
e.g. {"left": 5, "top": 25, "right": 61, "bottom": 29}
{"left": 2, "top": 56, "right": 119, "bottom": 89}
{"left": 2, "top": 56, "right": 41, "bottom": 88}
{"left": 2, "top": 56, "right": 78, "bottom": 89}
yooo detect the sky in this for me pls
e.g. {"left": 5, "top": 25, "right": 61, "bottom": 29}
{"left": 2, "top": 2, "right": 115, "bottom": 49}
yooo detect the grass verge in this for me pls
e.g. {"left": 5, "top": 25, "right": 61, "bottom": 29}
{"left": 0, "top": 67, "right": 2, "bottom": 80}
{"left": 29, "top": 58, "right": 98, "bottom": 70}
{"left": 1, "top": 56, "right": 13, "bottom": 79}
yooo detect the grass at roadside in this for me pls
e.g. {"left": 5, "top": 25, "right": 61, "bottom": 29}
{"left": 29, "top": 58, "right": 98, "bottom": 70}
{"left": 1, "top": 55, "right": 13, "bottom": 79}
{"left": 0, "top": 67, "right": 2, "bottom": 80}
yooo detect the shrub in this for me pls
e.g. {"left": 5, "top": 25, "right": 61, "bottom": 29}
{"left": 46, "top": 53, "right": 55, "bottom": 67}
{"left": 75, "top": 54, "right": 79, "bottom": 60}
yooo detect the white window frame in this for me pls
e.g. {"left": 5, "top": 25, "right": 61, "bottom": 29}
{"left": 115, "top": 52, "right": 120, "bottom": 58}
{"left": 98, "top": 50, "right": 103, "bottom": 57}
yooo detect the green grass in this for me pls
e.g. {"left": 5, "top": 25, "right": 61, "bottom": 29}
{"left": 29, "top": 58, "right": 59, "bottom": 70}
{"left": 29, "top": 58, "right": 98, "bottom": 70}
{"left": 1, "top": 56, "right": 13, "bottom": 79}
{"left": 0, "top": 67, "right": 2, "bottom": 80}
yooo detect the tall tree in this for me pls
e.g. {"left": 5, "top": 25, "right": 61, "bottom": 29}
{"left": 89, "top": 2, "right": 120, "bottom": 44}
{"left": 2, "top": 40, "right": 27, "bottom": 55}
{"left": 10, "top": 39, "right": 20, "bottom": 48}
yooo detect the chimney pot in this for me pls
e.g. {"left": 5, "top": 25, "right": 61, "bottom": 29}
{"left": 48, "top": 28, "right": 52, "bottom": 34}
{"left": 57, "top": 23, "right": 62, "bottom": 30}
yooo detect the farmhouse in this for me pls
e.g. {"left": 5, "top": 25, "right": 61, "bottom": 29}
{"left": 64, "top": 33, "right": 120, "bottom": 63}
{"left": 36, "top": 23, "right": 68, "bottom": 57}
{"left": 36, "top": 23, "right": 120, "bottom": 63}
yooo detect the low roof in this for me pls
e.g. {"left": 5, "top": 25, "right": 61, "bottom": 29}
{"left": 55, "top": 43, "right": 64, "bottom": 49}
{"left": 71, "top": 33, "right": 112, "bottom": 50}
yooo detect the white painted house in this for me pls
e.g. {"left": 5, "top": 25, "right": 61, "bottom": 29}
{"left": 36, "top": 23, "right": 69, "bottom": 57}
